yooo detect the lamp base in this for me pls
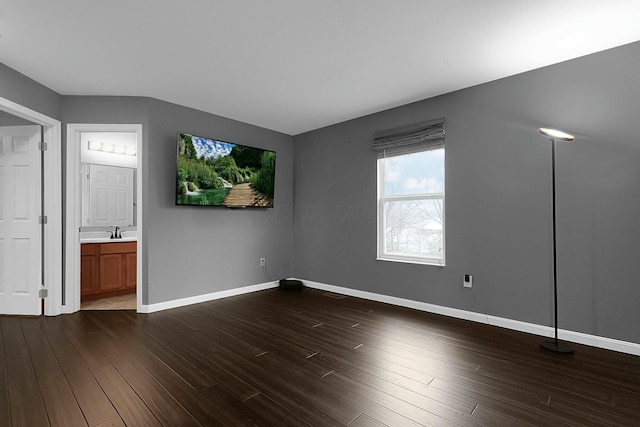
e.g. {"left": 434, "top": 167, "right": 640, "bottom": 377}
{"left": 540, "top": 340, "right": 574, "bottom": 354}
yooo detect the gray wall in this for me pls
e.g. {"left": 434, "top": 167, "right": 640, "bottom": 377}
{"left": 145, "top": 99, "right": 294, "bottom": 304}
{"left": 0, "top": 63, "right": 61, "bottom": 120}
{"left": 292, "top": 41, "right": 640, "bottom": 344}
{"left": 1, "top": 64, "right": 295, "bottom": 307}
{"left": 61, "top": 96, "right": 294, "bottom": 305}
{"left": 0, "top": 110, "right": 35, "bottom": 126}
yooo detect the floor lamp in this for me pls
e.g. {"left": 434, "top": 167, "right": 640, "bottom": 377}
{"left": 538, "top": 127, "right": 575, "bottom": 355}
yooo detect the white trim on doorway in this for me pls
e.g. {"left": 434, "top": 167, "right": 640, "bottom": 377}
{"left": 0, "top": 96, "right": 62, "bottom": 316}
{"left": 65, "top": 123, "right": 143, "bottom": 313}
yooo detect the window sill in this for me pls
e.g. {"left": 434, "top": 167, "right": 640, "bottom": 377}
{"left": 376, "top": 256, "right": 445, "bottom": 267}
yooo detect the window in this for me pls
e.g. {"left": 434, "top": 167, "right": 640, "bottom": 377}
{"left": 374, "top": 119, "right": 445, "bottom": 266}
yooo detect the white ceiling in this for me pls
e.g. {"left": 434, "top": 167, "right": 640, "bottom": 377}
{"left": 1, "top": 1, "right": 640, "bottom": 135}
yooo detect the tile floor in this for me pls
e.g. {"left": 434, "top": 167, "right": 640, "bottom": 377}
{"left": 81, "top": 293, "right": 136, "bottom": 310}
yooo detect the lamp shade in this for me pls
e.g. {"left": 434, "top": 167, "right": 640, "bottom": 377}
{"left": 538, "top": 128, "right": 575, "bottom": 141}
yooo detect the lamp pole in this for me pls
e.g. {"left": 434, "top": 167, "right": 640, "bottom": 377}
{"left": 539, "top": 128, "right": 574, "bottom": 355}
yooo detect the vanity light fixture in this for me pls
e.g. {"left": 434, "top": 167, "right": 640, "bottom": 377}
{"left": 88, "top": 140, "right": 137, "bottom": 156}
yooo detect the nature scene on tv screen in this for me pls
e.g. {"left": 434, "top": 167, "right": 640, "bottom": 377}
{"left": 176, "top": 133, "right": 275, "bottom": 207}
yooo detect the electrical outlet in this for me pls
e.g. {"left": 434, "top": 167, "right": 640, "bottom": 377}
{"left": 463, "top": 274, "right": 473, "bottom": 288}
{"left": 260, "top": 258, "right": 266, "bottom": 267}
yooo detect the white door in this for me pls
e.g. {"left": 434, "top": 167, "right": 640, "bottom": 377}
{"left": 0, "top": 125, "right": 42, "bottom": 315}
{"left": 87, "top": 164, "right": 134, "bottom": 227}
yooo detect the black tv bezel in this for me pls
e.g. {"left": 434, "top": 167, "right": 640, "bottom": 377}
{"left": 175, "top": 132, "right": 276, "bottom": 209}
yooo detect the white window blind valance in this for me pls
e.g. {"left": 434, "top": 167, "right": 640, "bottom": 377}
{"left": 373, "top": 117, "right": 445, "bottom": 157}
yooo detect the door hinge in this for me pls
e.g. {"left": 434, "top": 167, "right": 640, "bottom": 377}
{"left": 38, "top": 141, "right": 48, "bottom": 151}
{"left": 39, "top": 288, "right": 48, "bottom": 299}
{"left": 39, "top": 215, "right": 48, "bottom": 224}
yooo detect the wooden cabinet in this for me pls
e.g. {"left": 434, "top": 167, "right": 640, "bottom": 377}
{"left": 125, "top": 251, "right": 137, "bottom": 289}
{"left": 81, "top": 241, "right": 136, "bottom": 301}
{"left": 81, "top": 244, "right": 100, "bottom": 296}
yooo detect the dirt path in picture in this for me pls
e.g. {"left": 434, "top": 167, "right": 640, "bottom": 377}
{"left": 223, "top": 183, "right": 271, "bottom": 207}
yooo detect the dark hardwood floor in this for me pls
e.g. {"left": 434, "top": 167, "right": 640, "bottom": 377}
{"left": 1, "top": 287, "right": 639, "bottom": 426}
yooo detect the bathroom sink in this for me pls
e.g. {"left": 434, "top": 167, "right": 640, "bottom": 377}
{"left": 80, "top": 231, "right": 112, "bottom": 242}
{"left": 79, "top": 229, "right": 137, "bottom": 243}
{"left": 120, "top": 230, "right": 137, "bottom": 239}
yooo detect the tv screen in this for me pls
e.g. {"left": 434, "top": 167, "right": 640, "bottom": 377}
{"left": 176, "top": 133, "right": 276, "bottom": 208}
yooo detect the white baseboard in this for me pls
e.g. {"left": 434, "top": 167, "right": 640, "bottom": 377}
{"left": 300, "top": 279, "right": 640, "bottom": 356}
{"left": 135, "top": 277, "right": 639, "bottom": 356}
{"left": 139, "top": 281, "right": 279, "bottom": 313}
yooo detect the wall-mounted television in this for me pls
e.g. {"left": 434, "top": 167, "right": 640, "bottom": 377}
{"left": 176, "top": 133, "right": 276, "bottom": 208}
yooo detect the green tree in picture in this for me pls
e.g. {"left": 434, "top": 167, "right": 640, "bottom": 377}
{"left": 230, "top": 145, "right": 263, "bottom": 169}
{"left": 251, "top": 151, "right": 275, "bottom": 199}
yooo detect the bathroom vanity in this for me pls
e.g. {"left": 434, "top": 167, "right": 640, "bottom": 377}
{"left": 80, "top": 231, "right": 137, "bottom": 301}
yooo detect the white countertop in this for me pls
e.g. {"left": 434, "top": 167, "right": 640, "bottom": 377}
{"left": 80, "top": 230, "right": 137, "bottom": 244}
{"left": 80, "top": 237, "right": 137, "bottom": 244}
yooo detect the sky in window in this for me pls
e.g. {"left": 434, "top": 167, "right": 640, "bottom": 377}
{"left": 384, "top": 148, "right": 444, "bottom": 196}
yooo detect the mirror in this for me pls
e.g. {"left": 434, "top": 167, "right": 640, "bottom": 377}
{"left": 80, "top": 132, "right": 137, "bottom": 228}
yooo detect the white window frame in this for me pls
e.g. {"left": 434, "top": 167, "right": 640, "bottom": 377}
{"left": 377, "top": 147, "right": 445, "bottom": 266}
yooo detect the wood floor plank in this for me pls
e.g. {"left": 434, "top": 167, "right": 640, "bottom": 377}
{"left": 122, "top": 309, "right": 261, "bottom": 401}
{"left": 199, "top": 382, "right": 303, "bottom": 427}
{"left": 1, "top": 317, "right": 50, "bottom": 427}
{"left": 250, "top": 351, "right": 362, "bottom": 424}
{"left": 18, "top": 318, "right": 64, "bottom": 383}
{"left": 546, "top": 393, "right": 640, "bottom": 426}
{"left": 0, "top": 319, "right": 11, "bottom": 427}
{"left": 185, "top": 303, "right": 317, "bottom": 361}
{"left": 118, "top": 310, "right": 347, "bottom": 425}
{"left": 39, "top": 316, "right": 119, "bottom": 426}
{"left": 91, "top": 331, "right": 197, "bottom": 427}
{"left": 19, "top": 318, "right": 88, "bottom": 427}
{"left": 322, "top": 369, "right": 472, "bottom": 427}
{"left": 251, "top": 312, "right": 441, "bottom": 389}
{"left": 470, "top": 403, "right": 539, "bottom": 427}
{"left": 90, "top": 315, "right": 240, "bottom": 426}
{"left": 242, "top": 393, "right": 314, "bottom": 427}
{"left": 59, "top": 315, "right": 111, "bottom": 371}
{"left": 308, "top": 352, "right": 478, "bottom": 416}
{"left": 211, "top": 350, "right": 349, "bottom": 426}
{"left": 2, "top": 287, "right": 639, "bottom": 426}
{"left": 92, "top": 364, "right": 162, "bottom": 427}
{"left": 92, "top": 417, "right": 126, "bottom": 427}
{"left": 348, "top": 413, "right": 388, "bottom": 427}
{"left": 429, "top": 374, "right": 573, "bottom": 426}
{"left": 38, "top": 378, "right": 88, "bottom": 427}
{"left": 96, "top": 311, "right": 217, "bottom": 391}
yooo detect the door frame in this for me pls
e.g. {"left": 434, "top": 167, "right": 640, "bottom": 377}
{"left": 65, "top": 123, "right": 143, "bottom": 313}
{"left": 0, "top": 96, "right": 62, "bottom": 316}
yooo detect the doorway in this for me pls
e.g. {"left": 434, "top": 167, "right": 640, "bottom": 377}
{"left": 66, "top": 124, "right": 143, "bottom": 313}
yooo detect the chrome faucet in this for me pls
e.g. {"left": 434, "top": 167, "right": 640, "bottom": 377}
{"left": 112, "top": 226, "right": 121, "bottom": 239}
